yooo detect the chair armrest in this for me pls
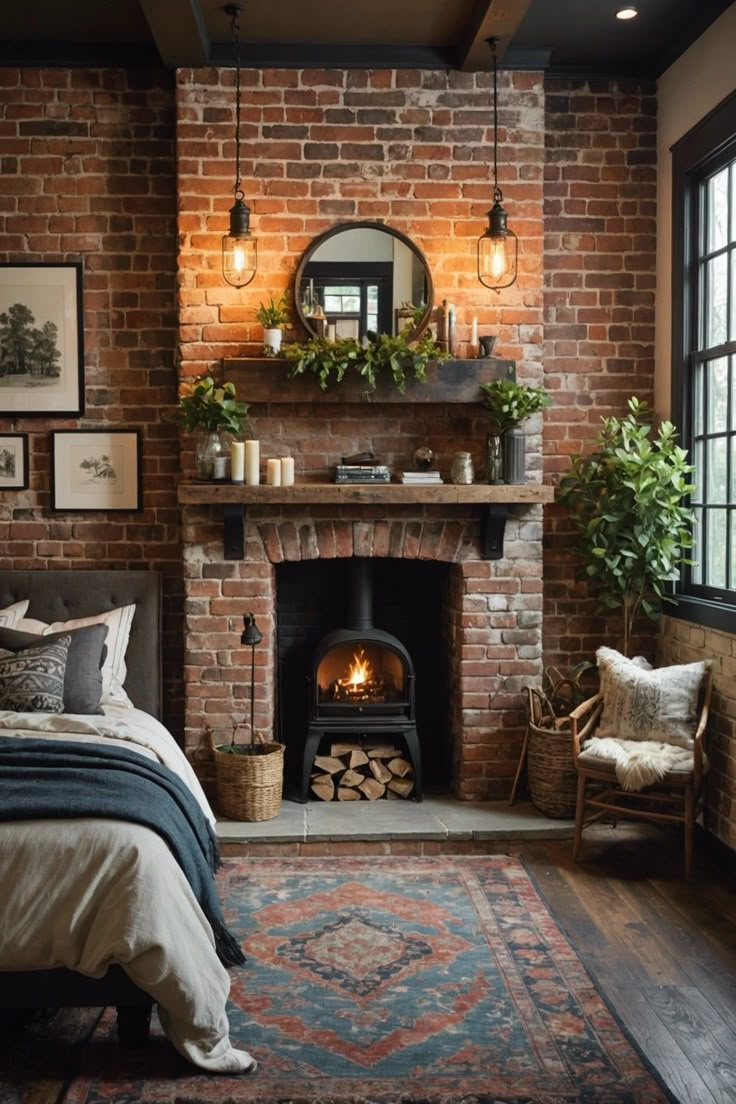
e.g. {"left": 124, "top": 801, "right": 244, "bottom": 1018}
{"left": 569, "top": 693, "right": 603, "bottom": 756}
{"left": 693, "top": 671, "right": 713, "bottom": 788}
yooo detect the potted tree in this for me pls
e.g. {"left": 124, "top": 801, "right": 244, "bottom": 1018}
{"left": 558, "top": 396, "right": 695, "bottom": 657}
{"left": 255, "top": 293, "right": 289, "bottom": 357}
{"left": 175, "top": 375, "right": 250, "bottom": 480}
{"left": 479, "top": 377, "right": 550, "bottom": 483}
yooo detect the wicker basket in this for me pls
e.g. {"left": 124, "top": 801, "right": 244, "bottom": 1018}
{"left": 210, "top": 730, "right": 284, "bottom": 822}
{"left": 525, "top": 687, "right": 578, "bottom": 819}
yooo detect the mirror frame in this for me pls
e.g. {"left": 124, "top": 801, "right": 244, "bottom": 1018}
{"left": 294, "top": 221, "right": 434, "bottom": 342}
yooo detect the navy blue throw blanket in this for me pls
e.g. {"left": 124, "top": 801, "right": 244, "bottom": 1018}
{"left": 0, "top": 736, "right": 245, "bottom": 968}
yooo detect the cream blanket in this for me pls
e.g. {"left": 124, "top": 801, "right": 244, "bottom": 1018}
{"left": 581, "top": 736, "right": 694, "bottom": 791}
{"left": 0, "top": 706, "right": 254, "bottom": 1074}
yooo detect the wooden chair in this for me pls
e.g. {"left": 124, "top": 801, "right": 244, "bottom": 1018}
{"left": 569, "top": 670, "right": 713, "bottom": 880}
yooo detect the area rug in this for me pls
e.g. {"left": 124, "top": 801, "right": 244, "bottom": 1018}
{"left": 24, "top": 856, "right": 674, "bottom": 1104}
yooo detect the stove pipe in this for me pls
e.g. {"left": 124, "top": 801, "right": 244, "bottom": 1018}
{"left": 346, "top": 557, "right": 373, "bottom": 631}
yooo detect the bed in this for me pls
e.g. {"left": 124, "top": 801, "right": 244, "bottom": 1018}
{"left": 0, "top": 569, "right": 255, "bottom": 1075}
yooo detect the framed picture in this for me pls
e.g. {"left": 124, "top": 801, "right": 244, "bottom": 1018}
{"left": 0, "top": 262, "right": 84, "bottom": 417}
{"left": 0, "top": 433, "right": 29, "bottom": 490}
{"left": 50, "top": 429, "right": 141, "bottom": 512}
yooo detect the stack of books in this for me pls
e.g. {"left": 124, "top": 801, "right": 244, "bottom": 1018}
{"left": 334, "top": 451, "right": 391, "bottom": 484}
{"left": 398, "top": 470, "right": 444, "bottom": 484}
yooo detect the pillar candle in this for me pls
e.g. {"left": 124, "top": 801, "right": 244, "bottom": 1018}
{"left": 326, "top": 323, "right": 336, "bottom": 342}
{"left": 280, "top": 456, "right": 295, "bottom": 486}
{"left": 244, "top": 440, "right": 260, "bottom": 485}
{"left": 230, "top": 441, "right": 245, "bottom": 483}
{"left": 471, "top": 316, "right": 478, "bottom": 348}
{"left": 266, "top": 458, "right": 282, "bottom": 485}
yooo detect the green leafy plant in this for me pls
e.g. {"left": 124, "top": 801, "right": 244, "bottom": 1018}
{"left": 479, "top": 378, "right": 551, "bottom": 433}
{"left": 255, "top": 294, "right": 289, "bottom": 329}
{"left": 283, "top": 329, "right": 448, "bottom": 394}
{"left": 558, "top": 396, "right": 695, "bottom": 657}
{"left": 174, "top": 375, "right": 250, "bottom": 435}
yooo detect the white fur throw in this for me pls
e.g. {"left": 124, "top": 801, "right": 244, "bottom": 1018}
{"left": 596, "top": 646, "right": 709, "bottom": 749}
{"left": 579, "top": 736, "right": 696, "bottom": 791}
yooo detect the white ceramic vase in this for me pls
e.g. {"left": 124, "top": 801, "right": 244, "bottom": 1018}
{"left": 263, "top": 328, "right": 283, "bottom": 357}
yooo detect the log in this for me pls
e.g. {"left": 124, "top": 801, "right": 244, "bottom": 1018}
{"left": 388, "top": 756, "right": 413, "bottom": 777}
{"left": 358, "top": 777, "right": 385, "bottom": 800}
{"left": 367, "top": 745, "right": 401, "bottom": 759}
{"left": 337, "top": 786, "right": 361, "bottom": 801}
{"left": 388, "top": 776, "right": 414, "bottom": 797}
{"left": 340, "top": 769, "right": 364, "bottom": 788}
{"left": 330, "top": 742, "right": 358, "bottom": 756}
{"left": 349, "top": 749, "right": 369, "bottom": 768}
{"left": 311, "top": 777, "right": 335, "bottom": 801}
{"left": 314, "top": 755, "right": 345, "bottom": 774}
{"left": 369, "top": 758, "right": 392, "bottom": 784}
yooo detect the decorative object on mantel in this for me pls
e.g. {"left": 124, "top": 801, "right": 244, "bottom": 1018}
{"left": 209, "top": 612, "right": 285, "bottom": 822}
{"left": 255, "top": 293, "right": 289, "bottom": 357}
{"left": 451, "top": 451, "right": 475, "bottom": 485}
{"left": 412, "top": 445, "right": 435, "bottom": 471}
{"left": 335, "top": 452, "right": 391, "bottom": 484}
{"left": 283, "top": 329, "right": 448, "bottom": 395}
{"left": 558, "top": 396, "right": 695, "bottom": 658}
{"left": 174, "top": 375, "right": 250, "bottom": 481}
{"left": 479, "top": 335, "right": 497, "bottom": 357}
{"left": 477, "top": 37, "right": 518, "bottom": 292}
{"left": 480, "top": 377, "right": 551, "bottom": 485}
{"left": 221, "top": 4, "right": 256, "bottom": 288}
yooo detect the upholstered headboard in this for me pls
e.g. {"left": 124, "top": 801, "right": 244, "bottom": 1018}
{"left": 0, "top": 569, "right": 162, "bottom": 718}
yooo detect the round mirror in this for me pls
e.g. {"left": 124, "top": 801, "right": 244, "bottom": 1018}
{"left": 294, "top": 222, "right": 434, "bottom": 343}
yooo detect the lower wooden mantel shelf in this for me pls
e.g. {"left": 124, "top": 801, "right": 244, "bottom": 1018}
{"left": 177, "top": 481, "right": 555, "bottom": 561}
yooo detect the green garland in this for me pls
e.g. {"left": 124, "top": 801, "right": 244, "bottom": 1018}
{"left": 282, "top": 330, "right": 448, "bottom": 394}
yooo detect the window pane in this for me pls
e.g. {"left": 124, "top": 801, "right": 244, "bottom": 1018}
{"left": 732, "top": 435, "right": 736, "bottom": 501}
{"left": 693, "top": 360, "right": 704, "bottom": 433}
{"left": 731, "top": 250, "right": 736, "bottom": 340}
{"left": 731, "top": 512, "right": 736, "bottom": 589}
{"left": 707, "top": 437, "right": 728, "bottom": 502}
{"left": 705, "top": 509, "right": 727, "bottom": 587}
{"left": 707, "top": 166, "right": 729, "bottom": 252}
{"left": 707, "top": 356, "right": 729, "bottom": 433}
{"left": 705, "top": 254, "right": 728, "bottom": 347}
{"left": 691, "top": 508, "right": 703, "bottom": 585}
{"left": 693, "top": 438, "right": 704, "bottom": 502}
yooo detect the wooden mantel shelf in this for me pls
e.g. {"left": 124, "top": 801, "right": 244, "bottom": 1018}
{"left": 178, "top": 482, "right": 554, "bottom": 561}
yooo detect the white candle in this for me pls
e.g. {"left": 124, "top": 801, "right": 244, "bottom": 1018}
{"left": 266, "top": 458, "right": 282, "bottom": 485}
{"left": 280, "top": 456, "right": 295, "bottom": 486}
{"left": 244, "top": 440, "right": 260, "bottom": 485}
{"left": 230, "top": 441, "right": 245, "bottom": 482}
{"left": 471, "top": 317, "right": 478, "bottom": 347}
{"left": 327, "top": 323, "right": 336, "bottom": 342}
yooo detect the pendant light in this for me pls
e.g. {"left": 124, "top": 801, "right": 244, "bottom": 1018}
{"left": 222, "top": 3, "right": 257, "bottom": 288}
{"left": 477, "top": 38, "right": 518, "bottom": 292}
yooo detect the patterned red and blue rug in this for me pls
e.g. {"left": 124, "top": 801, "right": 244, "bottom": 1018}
{"left": 36, "top": 856, "right": 676, "bottom": 1103}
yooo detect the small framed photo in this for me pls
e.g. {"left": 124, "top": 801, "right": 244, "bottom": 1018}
{"left": 50, "top": 429, "right": 141, "bottom": 512}
{"left": 0, "top": 433, "right": 29, "bottom": 490}
{"left": 0, "top": 262, "right": 84, "bottom": 417}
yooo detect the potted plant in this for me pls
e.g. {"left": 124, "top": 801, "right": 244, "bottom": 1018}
{"left": 255, "top": 293, "right": 289, "bottom": 357}
{"left": 558, "top": 396, "right": 695, "bottom": 657}
{"left": 283, "top": 329, "right": 447, "bottom": 395}
{"left": 479, "top": 377, "right": 551, "bottom": 484}
{"left": 175, "top": 375, "right": 250, "bottom": 480}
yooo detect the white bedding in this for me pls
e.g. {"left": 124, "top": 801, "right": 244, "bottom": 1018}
{"left": 0, "top": 706, "right": 255, "bottom": 1074}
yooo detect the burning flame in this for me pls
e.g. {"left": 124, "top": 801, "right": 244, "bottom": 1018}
{"left": 339, "top": 648, "right": 372, "bottom": 690}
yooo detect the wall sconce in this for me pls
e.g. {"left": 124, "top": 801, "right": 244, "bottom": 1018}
{"left": 477, "top": 38, "right": 518, "bottom": 293}
{"left": 240, "top": 611, "right": 262, "bottom": 738}
{"left": 222, "top": 3, "right": 257, "bottom": 288}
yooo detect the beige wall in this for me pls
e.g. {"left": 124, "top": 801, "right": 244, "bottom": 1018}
{"left": 655, "top": 2, "right": 736, "bottom": 418}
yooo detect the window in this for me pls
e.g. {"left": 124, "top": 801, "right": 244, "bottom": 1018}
{"left": 672, "top": 91, "right": 736, "bottom": 632}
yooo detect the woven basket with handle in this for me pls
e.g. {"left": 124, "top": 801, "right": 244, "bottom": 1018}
{"left": 210, "top": 729, "right": 284, "bottom": 822}
{"left": 525, "top": 685, "right": 578, "bottom": 819}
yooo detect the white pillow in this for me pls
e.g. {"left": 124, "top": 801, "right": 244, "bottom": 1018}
{"left": 21, "top": 603, "right": 137, "bottom": 708}
{"left": 0, "top": 600, "right": 30, "bottom": 629}
{"left": 596, "top": 646, "right": 710, "bottom": 749}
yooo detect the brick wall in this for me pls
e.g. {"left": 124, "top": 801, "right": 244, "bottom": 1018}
{"left": 542, "top": 78, "right": 658, "bottom": 671}
{"left": 0, "top": 67, "right": 184, "bottom": 733}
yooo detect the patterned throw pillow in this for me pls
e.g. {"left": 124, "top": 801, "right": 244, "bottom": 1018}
{"left": 0, "top": 635, "right": 71, "bottom": 713}
{"left": 596, "top": 646, "right": 710, "bottom": 749}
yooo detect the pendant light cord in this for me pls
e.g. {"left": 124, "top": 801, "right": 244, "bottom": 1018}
{"left": 230, "top": 5, "right": 243, "bottom": 202}
{"left": 490, "top": 38, "right": 502, "bottom": 205}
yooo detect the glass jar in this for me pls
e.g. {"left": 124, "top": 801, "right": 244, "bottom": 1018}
{"left": 451, "top": 451, "right": 474, "bottom": 485}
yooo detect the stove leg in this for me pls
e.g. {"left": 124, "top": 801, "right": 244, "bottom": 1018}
{"left": 300, "top": 727, "right": 325, "bottom": 802}
{"left": 403, "top": 726, "right": 423, "bottom": 802}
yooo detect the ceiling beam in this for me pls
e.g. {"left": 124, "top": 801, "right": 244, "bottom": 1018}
{"left": 455, "top": 0, "right": 535, "bottom": 71}
{"left": 138, "top": 0, "right": 210, "bottom": 67}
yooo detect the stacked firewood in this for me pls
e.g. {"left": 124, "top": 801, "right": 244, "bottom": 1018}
{"left": 310, "top": 741, "right": 415, "bottom": 801}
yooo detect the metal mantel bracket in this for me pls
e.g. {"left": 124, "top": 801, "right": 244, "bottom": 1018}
{"left": 223, "top": 503, "right": 245, "bottom": 560}
{"left": 480, "top": 503, "right": 510, "bottom": 560}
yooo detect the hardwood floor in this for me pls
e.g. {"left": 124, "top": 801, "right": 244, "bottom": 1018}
{"left": 3, "top": 824, "right": 736, "bottom": 1104}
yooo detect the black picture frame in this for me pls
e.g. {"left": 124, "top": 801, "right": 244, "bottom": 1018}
{"left": 0, "top": 261, "right": 84, "bottom": 417}
{"left": 0, "top": 433, "right": 29, "bottom": 490}
{"left": 50, "top": 429, "right": 142, "bottom": 512}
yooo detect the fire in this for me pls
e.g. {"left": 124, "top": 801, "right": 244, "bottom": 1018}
{"left": 339, "top": 648, "right": 372, "bottom": 690}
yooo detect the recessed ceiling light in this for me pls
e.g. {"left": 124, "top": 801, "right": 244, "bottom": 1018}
{"left": 616, "top": 6, "right": 638, "bottom": 18}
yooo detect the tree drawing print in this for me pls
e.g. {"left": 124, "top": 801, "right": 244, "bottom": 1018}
{"left": 0, "top": 302, "right": 61, "bottom": 381}
{"left": 79, "top": 454, "right": 117, "bottom": 482}
{"left": 0, "top": 448, "right": 16, "bottom": 477}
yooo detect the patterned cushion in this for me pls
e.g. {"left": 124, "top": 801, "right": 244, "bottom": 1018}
{"left": 0, "top": 636, "right": 71, "bottom": 713}
{"left": 0, "top": 600, "right": 29, "bottom": 629}
{"left": 0, "top": 624, "right": 107, "bottom": 715}
{"left": 596, "top": 646, "right": 710, "bottom": 749}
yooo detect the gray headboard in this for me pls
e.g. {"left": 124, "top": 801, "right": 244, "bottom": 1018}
{"left": 0, "top": 569, "right": 162, "bottom": 719}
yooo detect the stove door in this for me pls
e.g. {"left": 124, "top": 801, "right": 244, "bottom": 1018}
{"left": 315, "top": 639, "right": 408, "bottom": 716}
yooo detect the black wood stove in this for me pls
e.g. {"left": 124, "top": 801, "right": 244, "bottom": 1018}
{"left": 299, "top": 557, "right": 422, "bottom": 801}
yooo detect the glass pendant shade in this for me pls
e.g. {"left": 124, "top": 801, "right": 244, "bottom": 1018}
{"left": 478, "top": 199, "right": 518, "bottom": 290}
{"left": 222, "top": 197, "right": 257, "bottom": 288}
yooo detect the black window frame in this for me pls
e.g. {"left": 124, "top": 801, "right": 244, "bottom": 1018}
{"left": 671, "top": 89, "right": 736, "bottom": 635}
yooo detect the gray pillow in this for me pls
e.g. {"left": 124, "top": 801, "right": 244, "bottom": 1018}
{"left": 0, "top": 636, "right": 70, "bottom": 714}
{"left": 0, "top": 624, "right": 108, "bottom": 715}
